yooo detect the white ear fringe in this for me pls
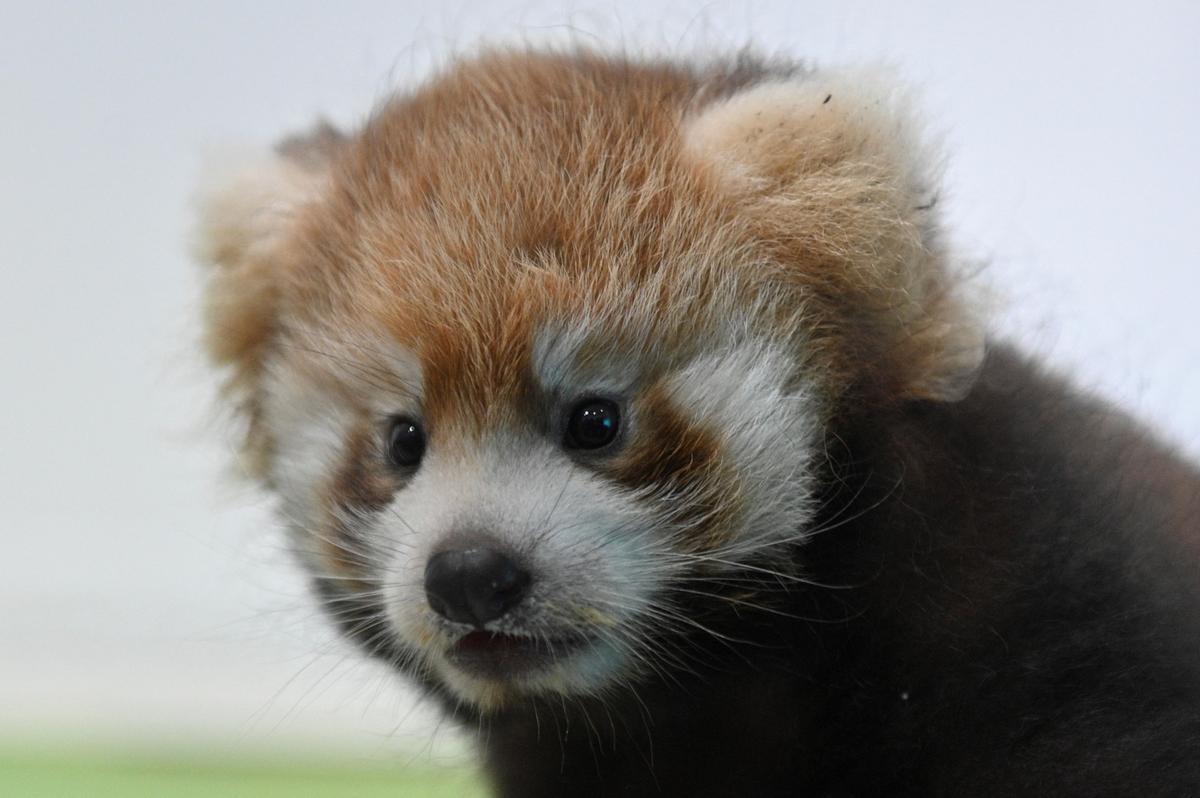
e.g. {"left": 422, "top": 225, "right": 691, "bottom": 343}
{"left": 192, "top": 146, "right": 325, "bottom": 269}
{"left": 684, "top": 66, "right": 942, "bottom": 208}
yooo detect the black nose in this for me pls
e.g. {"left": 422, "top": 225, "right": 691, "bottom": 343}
{"left": 424, "top": 547, "right": 531, "bottom": 626}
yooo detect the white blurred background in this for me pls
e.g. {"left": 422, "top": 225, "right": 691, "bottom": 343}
{"left": 2, "top": 0, "right": 1197, "bottom": 763}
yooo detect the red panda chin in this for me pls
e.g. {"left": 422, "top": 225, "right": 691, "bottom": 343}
{"left": 446, "top": 630, "right": 593, "bottom": 681}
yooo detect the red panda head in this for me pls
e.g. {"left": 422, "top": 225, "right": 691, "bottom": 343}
{"left": 197, "top": 50, "right": 981, "bottom": 709}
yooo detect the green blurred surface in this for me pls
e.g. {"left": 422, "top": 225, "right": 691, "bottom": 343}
{"left": 0, "top": 750, "right": 488, "bottom": 797}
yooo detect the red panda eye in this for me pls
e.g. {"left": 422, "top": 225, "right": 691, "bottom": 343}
{"left": 565, "top": 399, "right": 620, "bottom": 450}
{"left": 386, "top": 416, "right": 426, "bottom": 468}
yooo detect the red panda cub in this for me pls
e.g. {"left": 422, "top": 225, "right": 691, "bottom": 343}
{"left": 197, "top": 50, "right": 1200, "bottom": 796}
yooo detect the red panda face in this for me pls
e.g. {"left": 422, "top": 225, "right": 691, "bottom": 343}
{"left": 197, "top": 51, "right": 981, "bottom": 709}
{"left": 248, "top": 213, "right": 824, "bottom": 708}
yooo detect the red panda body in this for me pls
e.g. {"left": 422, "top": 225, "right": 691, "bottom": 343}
{"left": 197, "top": 51, "right": 1200, "bottom": 796}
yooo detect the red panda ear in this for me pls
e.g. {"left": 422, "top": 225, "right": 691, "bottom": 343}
{"left": 685, "top": 72, "right": 984, "bottom": 402}
{"left": 194, "top": 123, "right": 343, "bottom": 477}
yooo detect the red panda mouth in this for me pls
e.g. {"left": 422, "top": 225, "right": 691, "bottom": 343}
{"left": 447, "top": 630, "right": 589, "bottom": 679}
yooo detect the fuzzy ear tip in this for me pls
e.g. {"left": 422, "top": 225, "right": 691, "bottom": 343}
{"left": 191, "top": 150, "right": 312, "bottom": 268}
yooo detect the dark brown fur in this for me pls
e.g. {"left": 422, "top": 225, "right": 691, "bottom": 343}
{"left": 605, "top": 382, "right": 738, "bottom": 548}
{"left": 471, "top": 345, "right": 1200, "bottom": 796}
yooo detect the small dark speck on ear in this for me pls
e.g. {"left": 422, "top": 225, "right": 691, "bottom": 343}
{"left": 823, "top": 93, "right": 832, "bottom": 104}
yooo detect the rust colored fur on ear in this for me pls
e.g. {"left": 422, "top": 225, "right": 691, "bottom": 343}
{"left": 194, "top": 123, "right": 343, "bottom": 478}
{"left": 685, "top": 71, "right": 984, "bottom": 403}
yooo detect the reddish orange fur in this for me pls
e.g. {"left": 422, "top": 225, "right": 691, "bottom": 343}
{"left": 199, "top": 48, "right": 978, "bottom": 517}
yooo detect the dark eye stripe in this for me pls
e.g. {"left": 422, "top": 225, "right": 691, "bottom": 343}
{"left": 333, "top": 426, "right": 397, "bottom": 512}
{"left": 322, "top": 420, "right": 399, "bottom": 582}
{"left": 602, "top": 385, "right": 736, "bottom": 550}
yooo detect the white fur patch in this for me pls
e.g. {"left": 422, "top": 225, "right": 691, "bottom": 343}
{"left": 260, "top": 359, "right": 357, "bottom": 554}
{"left": 664, "top": 340, "right": 821, "bottom": 560}
{"left": 531, "top": 315, "right": 644, "bottom": 398}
